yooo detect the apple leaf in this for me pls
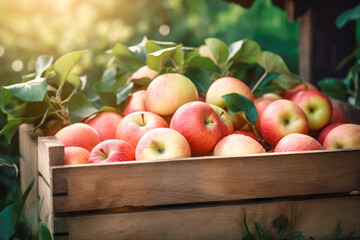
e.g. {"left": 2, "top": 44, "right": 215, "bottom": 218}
{"left": 68, "top": 93, "right": 98, "bottom": 123}
{"left": 101, "top": 66, "right": 117, "bottom": 85}
{"left": 273, "top": 73, "right": 301, "bottom": 90}
{"left": 146, "top": 46, "right": 177, "bottom": 72}
{"left": 257, "top": 51, "right": 291, "bottom": 74}
{"left": 172, "top": 45, "right": 184, "bottom": 73}
{"left": 54, "top": 50, "right": 86, "bottom": 86}
{"left": 128, "top": 36, "right": 148, "bottom": 62}
{"left": 93, "top": 82, "right": 117, "bottom": 107}
{"left": 3, "top": 78, "right": 47, "bottom": 102}
{"left": 66, "top": 73, "right": 85, "bottom": 91}
{"left": 38, "top": 222, "right": 52, "bottom": 240}
{"left": 32, "top": 107, "right": 50, "bottom": 133}
{"left": 116, "top": 82, "right": 134, "bottom": 105}
{"left": 145, "top": 39, "right": 177, "bottom": 53}
{"left": 111, "top": 43, "right": 144, "bottom": 70}
{"left": 188, "top": 56, "right": 221, "bottom": 73}
{"left": 336, "top": 4, "right": 360, "bottom": 29}
{"left": 205, "top": 38, "right": 229, "bottom": 64}
{"left": 228, "top": 40, "right": 261, "bottom": 63}
{"left": 185, "top": 69, "right": 211, "bottom": 94}
{"left": 0, "top": 119, "right": 23, "bottom": 143}
{"left": 35, "top": 55, "right": 53, "bottom": 78}
{"left": 318, "top": 78, "right": 348, "bottom": 102}
{"left": 0, "top": 88, "right": 27, "bottom": 119}
{"left": 222, "top": 93, "right": 258, "bottom": 125}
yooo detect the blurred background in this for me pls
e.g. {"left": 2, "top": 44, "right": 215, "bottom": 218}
{"left": 0, "top": 0, "right": 299, "bottom": 234}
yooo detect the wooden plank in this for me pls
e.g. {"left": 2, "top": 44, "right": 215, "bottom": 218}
{"left": 52, "top": 196, "right": 360, "bottom": 240}
{"left": 51, "top": 149, "right": 360, "bottom": 213}
{"left": 38, "top": 136, "right": 64, "bottom": 185}
{"left": 38, "top": 176, "right": 54, "bottom": 235}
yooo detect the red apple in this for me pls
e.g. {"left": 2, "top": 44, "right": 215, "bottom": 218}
{"left": 274, "top": 133, "right": 323, "bottom": 152}
{"left": 55, "top": 123, "right": 101, "bottom": 151}
{"left": 122, "top": 90, "right": 147, "bottom": 116}
{"left": 254, "top": 93, "right": 282, "bottom": 103}
{"left": 323, "top": 124, "right": 360, "bottom": 149}
{"left": 145, "top": 73, "right": 198, "bottom": 116}
{"left": 205, "top": 77, "right": 254, "bottom": 110}
{"left": 283, "top": 82, "right": 318, "bottom": 99}
{"left": 260, "top": 100, "right": 308, "bottom": 146}
{"left": 209, "top": 104, "right": 234, "bottom": 137}
{"left": 88, "top": 139, "right": 135, "bottom": 163}
{"left": 234, "top": 130, "right": 261, "bottom": 142}
{"left": 130, "top": 65, "right": 158, "bottom": 81}
{"left": 135, "top": 128, "right": 191, "bottom": 160}
{"left": 85, "top": 111, "right": 123, "bottom": 141}
{"left": 254, "top": 98, "right": 273, "bottom": 130}
{"left": 214, "top": 134, "right": 265, "bottom": 156}
{"left": 331, "top": 107, "right": 348, "bottom": 123}
{"left": 291, "top": 90, "right": 332, "bottom": 131}
{"left": 317, "top": 123, "right": 343, "bottom": 146}
{"left": 170, "top": 101, "right": 223, "bottom": 156}
{"left": 64, "top": 147, "right": 90, "bottom": 165}
{"left": 116, "top": 111, "right": 168, "bottom": 148}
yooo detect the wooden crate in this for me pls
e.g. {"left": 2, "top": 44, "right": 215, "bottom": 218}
{"left": 19, "top": 99, "right": 360, "bottom": 240}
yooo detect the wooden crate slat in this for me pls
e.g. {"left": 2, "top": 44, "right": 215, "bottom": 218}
{"left": 50, "top": 149, "right": 360, "bottom": 213}
{"left": 52, "top": 196, "right": 360, "bottom": 240}
{"left": 38, "top": 175, "right": 54, "bottom": 235}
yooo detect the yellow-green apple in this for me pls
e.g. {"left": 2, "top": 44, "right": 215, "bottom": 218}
{"left": 64, "top": 147, "right": 90, "bottom": 165}
{"left": 116, "top": 111, "right": 168, "bottom": 148}
{"left": 283, "top": 82, "right": 318, "bottom": 99}
{"left": 228, "top": 111, "right": 247, "bottom": 130}
{"left": 122, "top": 90, "right": 147, "bottom": 116}
{"left": 205, "top": 77, "right": 254, "bottom": 109}
{"left": 145, "top": 73, "right": 198, "bottom": 116}
{"left": 214, "top": 134, "right": 265, "bottom": 156}
{"left": 135, "top": 128, "right": 191, "bottom": 160}
{"left": 55, "top": 123, "right": 101, "bottom": 151}
{"left": 209, "top": 104, "right": 234, "bottom": 137}
{"left": 88, "top": 139, "right": 135, "bottom": 163}
{"left": 85, "top": 111, "right": 123, "bottom": 141}
{"left": 260, "top": 100, "right": 308, "bottom": 146}
{"left": 331, "top": 107, "right": 348, "bottom": 123}
{"left": 130, "top": 65, "right": 158, "bottom": 81}
{"left": 234, "top": 130, "right": 261, "bottom": 142}
{"left": 317, "top": 123, "right": 342, "bottom": 146}
{"left": 274, "top": 133, "right": 323, "bottom": 152}
{"left": 254, "top": 93, "right": 282, "bottom": 103}
{"left": 291, "top": 90, "right": 332, "bottom": 131}
{"left": 323, "top": 124, "right": 360, "bottom": 149}
{"left": 170, "top": 101, "right": 223, "bottom": 156}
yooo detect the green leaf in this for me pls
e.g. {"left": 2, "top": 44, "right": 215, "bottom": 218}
{"left": 54, "top": 50, "right": 86, "bottom": 86}
{"left": 0, "top": 88, "right": 27, "bottom": 119}
{"left": 38, "top": 222, "right": 52, "bottom": 240}
{"left": 222, "top": 93, "right": 258, "bottom": 125}
{"left": 0, "top": 119, "right": 23, "bottom": 143}
{"left": 332, "top": 222, "right": 342, "bottom": 240}
{"left": 188, "top": 56, "right": 221, "bottom": 73}
{"left": 101, "top": 66, "right": 117, "bottom": 85}
{"left": 146, "top": 46, "right": 177, "bottom": 72}
{"left": 254, "top": 85, "right": 278, "bottom": 98}
{"left": 35, "top": 55, "right": 54, "bottom": 78}
{"left": 273, "top": 73, "right": 301, "bottom": 90}
{"left": 116, "top": 82, "right": 134, "bottom": 105}
{"left": 336, "top": 4, "right": 360, "bottom": 28}
{"left": 172, "top": 45, "right": 184, "bottom": 73}
{"left": 128, "top": 36, "right": 149, "bottom": 62}
{"left": 228, "top": 40, "right": 261, "bottom": 63}
{"left": 93, "top": 82, "right": 117, "bottom": 107}
{"left": 66, "top": 74, "right": 84, "bottom": 91}
{"left": 336, "top": 46, "right": 360, "bottom": 71}
{"left": 145, "top": 39, "right": 177, "bottom": 53}
{"left": 32, "top": 107, "right": 50, "bottom": 133}
{"left": 205, "top": 38, "right": 229, "bottom": 64}
{"left": 185, "top": 69, "right": 211, "bottom": 94}
{"left": 111, "top": 43, "right": 144, "bottom": 70}
{"left": 318, "top": 78, "right": 348, "bottom": 101}
{"left": 3, "top": 78, "right": 47, "bottom": 102}
{"left": 257, "top": 51, "right": 291, "bottom": 74}
{"left": 67, "top": 93, "right": 98, "bottom": 123}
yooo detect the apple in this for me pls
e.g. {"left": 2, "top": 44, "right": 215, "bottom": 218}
{"left": 130, "top": 65, "right": 158, "bottom": 81}
{"left": 317, "top": 123, "right": 343, "bottom": 146}
{"left": 254, "top": 93, "right": 282, "bottom": 103}
{"left": 88, "top": 139, "right": 135, "bottom": 163}
{"left": 331, "top": 107, "right": 348, "bottom": 123}
{"left": 85, "top": 111, "right": 123, "bottom": 141}
{"left": 234, "top": 130, "right": 261, "bottom": 142}
{"left": 323, "top": 124, "right": 360, "bottom": 149}
{"left": 170, "top": 101, "right": 223, "bottom": 156}
{"left": 254, "top": 98, "right": 273, "bottom": 130}
{"left": 64, "top": 147, "right": 90, "bottom": 165}
{"left": 145, "top": 73, "right": 198, "bottom": 116}
{"left": 291, "top": 90, "right": 332, "bottom": 131}
{"left": 122, "top": 90, "right": 147, "bottom": 116}
{"left": 228, "top": 111, "right": 247, "bottom": 130}
{"left": 274, "top": 133, "right": 323, "bottom": 152}
{"left": 55, "top": 123, "right": 101, "bottom": 151}
{"left": 116, "top": 111, "right": 168, "bottom": 148}
{"left": 208, "top": 104, "right": 234, "bottom": 137}
{"left": 214, "top": 134, "right": 265, "bottom": 156}
{"left": 283, "top": 82, "right": 318, "bottom": 99}
{"left": 205, "top": 77, "right": 254, "bottom": 110}
{"left": 135, "top": 128, "right": 191, "bottom": 160}
{"left": 260, "top": 99, "right": 308, "bottom": 146}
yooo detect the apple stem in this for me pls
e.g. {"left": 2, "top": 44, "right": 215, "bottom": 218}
{"left": 251, "top": 70, "right": 268, "bottom": 92}
{"left": 99, "top": 148, "right": 108, "bottom": 158}
{"left": 219, "top": 111, "right": 224, "bottom": 118}
{"left": 141, "top": 113, "right": 145, "bottom": 126}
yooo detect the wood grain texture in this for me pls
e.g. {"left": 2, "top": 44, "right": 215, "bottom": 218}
{"left": 51, "top": 196, "right": 360, "bottom": 240}
{"left": 51, "top": 149, "right": 360, "bottom": 213}
{"left": 38, "top": 176, "right": 54, "bottom": 235}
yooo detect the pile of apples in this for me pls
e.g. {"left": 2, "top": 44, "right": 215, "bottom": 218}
{"left": 55, "top": 70, "right": 360, "bottom": 165}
